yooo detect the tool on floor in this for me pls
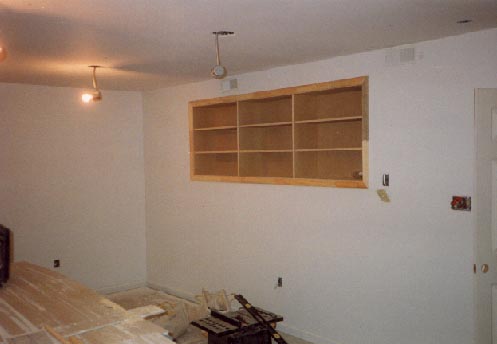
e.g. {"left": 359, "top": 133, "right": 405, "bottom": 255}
{"left": 191, "top": 294, "right": 286, "bottom": 344}
{"left": 234, "top": 294, "right": 288, "bottom": 344}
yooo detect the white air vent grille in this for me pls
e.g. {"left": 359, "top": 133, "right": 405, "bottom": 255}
{"left": 385, "top": 46, "right": 421, "bottom": 66}
{"left": 221, "top": 78, "right": 238, "bottom": 92}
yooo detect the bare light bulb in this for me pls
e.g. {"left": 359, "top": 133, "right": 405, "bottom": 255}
{"left": 81, "top": 93, "right": 93, "bottom": 103}
{"left": 0, "top": 47, "right": 7, "bottom": 62}
{"left": 81, "top": 90, "right": 101, "bottom": 104}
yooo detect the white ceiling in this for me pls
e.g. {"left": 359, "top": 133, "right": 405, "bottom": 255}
{"left": 0, "top": 0, "right": 496, "bottom": 91}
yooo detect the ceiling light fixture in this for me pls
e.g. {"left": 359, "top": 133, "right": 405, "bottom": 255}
{"left": 81, "top": 66, "right": 102, "bottom": 103}
{"left": 0, "top": 46, "right": 7, "bottom": 62}
{"left": 211, "top": 31, "right": 234, "bottom": 79}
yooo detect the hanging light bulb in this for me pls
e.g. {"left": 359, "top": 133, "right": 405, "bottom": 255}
{"left": 211, "top": 31, "right": 233, "bottom": 79}
{"left": 81, "top": 93, "right": 94, "bottom": 103}
{"left": 81, "top": 66, "right": 102, "bottom": 103}
{"left": 0, "top": 46, "right": 7, "bottom": 62}
{"left": 81, "top": 90, "right": 102, "bottom": 103}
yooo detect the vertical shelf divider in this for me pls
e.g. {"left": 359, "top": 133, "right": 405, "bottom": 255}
{"left": 236, "top": 101, "right": 240, "bottom": 177}
{"left": 292, "top": 94, "right": 296, "bottom": 178}
{"left": 361, "top": 79, "right": 369, "bottom": 187}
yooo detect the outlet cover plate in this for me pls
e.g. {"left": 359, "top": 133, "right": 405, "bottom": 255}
{"left": 451, "top": 196, "right": 471, "bottom": 211}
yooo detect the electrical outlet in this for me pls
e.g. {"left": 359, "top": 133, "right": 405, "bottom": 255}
{"left": 53, "top": 259, "right": 60, "bottom": 268}
{"left": 277, "top": 277, "right": 282, "bottom": 288}
{"left": 451, "top": 196, "right": 471, "bottom": 211}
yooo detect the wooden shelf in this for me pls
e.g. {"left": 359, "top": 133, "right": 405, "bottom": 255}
{"left": 294, "top": 87, "right": 362, "bottom": 122}
{"left": 239, "top": 121, "right": 292, "bottom": 128}
{"left": 240, "top": 149, "right": 293, "bottom": 153}
{"left": 194, "top": 153, "right": 238, "bottom": 176}
{"left": 195, "top": 150, "right": 238, "bottom": 154}
{"left": 191, "top": 175, "right": 367, "bottom": 188}
{"left": 240, "top": 125, "right": 292, "bottom": 151}
{"left": 194, "top": 125, "right": 238, "bottom": 131}
{"left": 239, "top": 96, "right": 292, "bottom": 126}
{"left": 295, "top": 150, "right": 363, "bottom": 180}
{"left": 193, "top": 102, "right": 237, "bottom": 129}
{"left": 295, "top": 116, "right": 362, "bottom": 124}
{"left": 189, "top": 76, "right": 369, "bottom": 188}
{"left": 295, "top": 120, "right": 362, "bottom": 150}
{"left": 240, "top": 152, "right": 293, "bottom": 178}
{"left": 194, "top": 128, "right": 237, "bottom": 152}
{"left": 295, "top": 148, "right": 362, "bottom": 152}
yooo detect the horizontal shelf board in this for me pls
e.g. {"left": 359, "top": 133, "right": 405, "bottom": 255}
{"left": 191, "top": 175, "right": 367, "bottom": 188}
{"left": 190, "top": 76, "right": 367, "bottom": 107}
{"left": 295, "top": 116, "right": 362, "bottom": 124}
{"left": 295, "top": 147, "right": 362, "bottom": 152}
{"left": 194, "top": 125, "right": 237, "bottom": 131}
{"left": 292, "top": 178, "right": 367, "bottom": 188}
{"left": 240, "top": 150, "right": 293, "bottom": 153}
{"left": 239, "top": 121, "right": 292, "bottom": 128}
{"left": 194, "top": 150, "right": 238, "bottom": 154}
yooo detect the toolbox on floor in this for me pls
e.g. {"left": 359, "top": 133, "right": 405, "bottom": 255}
{"left": 192, "top": 298, "right": 284, "bottom": 344}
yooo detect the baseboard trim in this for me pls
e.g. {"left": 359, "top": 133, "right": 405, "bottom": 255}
{"left": 278, "top": 323, "right": 340, "bottom": 344}
{"left": 97, "top": 280, "right": 147, "bottom": 295}
{"left": 146, "top": 282, "right": 197, "bottom": 302}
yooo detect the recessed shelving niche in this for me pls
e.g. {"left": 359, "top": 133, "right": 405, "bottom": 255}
{"left": 189, "top": 76, "right": 369, "bottom": 188}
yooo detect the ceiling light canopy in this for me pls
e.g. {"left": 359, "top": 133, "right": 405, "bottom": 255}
{"left": 81, "top": 66, "right": 102, "bottom": 103}
{"left": 211, "top": 31, "right": 234, "bottom": 79}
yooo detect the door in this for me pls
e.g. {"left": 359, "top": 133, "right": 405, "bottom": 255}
{"left": 475, "top": 89, "right": 497, "bottom": 344}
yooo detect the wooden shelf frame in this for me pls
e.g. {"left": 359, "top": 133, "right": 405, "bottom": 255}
{"left": 295, "top": 148, "right": 362, "bottom": 152}
{"left": 194, "top": 125, "right": 238, "bottom": 131}
{"left": 239, "top": 121, "right": 293, "bottom": 128}
{"left": 294, "top": 116, "right": 362, "bottom": 124}
{"left": 195, "top": 150, "right": 238, "bottom": 154}
{"left": 189, "top": 76, "right": 369, "bottom": 188}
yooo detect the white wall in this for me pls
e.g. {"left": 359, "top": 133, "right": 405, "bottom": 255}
{"left": 143, "top": 29, "right": 497, "bottom": 344}
{"left": 0, "top": 84, "right": 147, "bottom": 292}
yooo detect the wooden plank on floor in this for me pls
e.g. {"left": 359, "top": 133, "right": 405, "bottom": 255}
{"left": 0, "top": 262, "right": 129, "bottom": 338}
{"left": 6, "top": 330, "right": 59, "bottom": 344}
{"left": 0, "top": 262, "right": 174, "bottom": 344}
{"left": 77, "top": 319, "right": 169, "bottom": 344}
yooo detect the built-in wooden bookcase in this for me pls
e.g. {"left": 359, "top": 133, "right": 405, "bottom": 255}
{"left": 189, "top": 76, "right": 368, "bottom": 188}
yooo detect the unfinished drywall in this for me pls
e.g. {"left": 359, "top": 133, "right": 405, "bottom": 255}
{"left": 143, "top": 29, "right": 497, "bottom": 344}
{"left": 0, "top": 83, "right": 147, "bottom": 292}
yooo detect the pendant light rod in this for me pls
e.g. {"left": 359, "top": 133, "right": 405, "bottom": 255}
{"left": 212, "top": 31, "right": 234, "bottom": 65}
{"left": 215, "top": 33, "right": 221, "bottom": 66}
{"left": 81, "top": 65, "right": 102, "bottom": 103}
{"left": 89, "top": 65, "right": 101, "bottom": 90}
{"left": 211, "top": 31, "right": 234, "bottom": 79}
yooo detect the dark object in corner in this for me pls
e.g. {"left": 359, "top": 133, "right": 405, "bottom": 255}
{"left": 192, "top": 294, "right": 286, "bottom": 344}
{"left": 234, "top": 295, "right": 288, "bottom": 344}
{"left": 0, "top": 225, "right": 11, "bottom": 287}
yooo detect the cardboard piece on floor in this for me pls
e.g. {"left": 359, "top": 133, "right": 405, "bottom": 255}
{"left": 197, "top": 289, "right": 232, "bottom": 312}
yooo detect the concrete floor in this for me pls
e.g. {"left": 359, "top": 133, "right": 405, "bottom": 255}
{"left": 107, "top": 287, "right": 313, "bottom": 344}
